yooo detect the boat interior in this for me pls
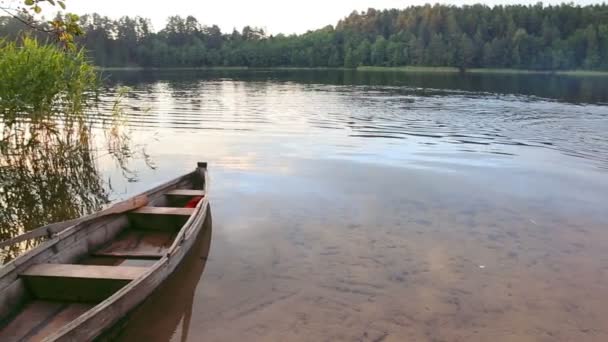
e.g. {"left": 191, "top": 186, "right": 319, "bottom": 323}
{"left": 0, "top": 172, "right": 206, "bottom": 341}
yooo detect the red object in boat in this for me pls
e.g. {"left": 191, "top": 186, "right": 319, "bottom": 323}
{"left": 184, "top": 196, "right": 204, "bottom": 208}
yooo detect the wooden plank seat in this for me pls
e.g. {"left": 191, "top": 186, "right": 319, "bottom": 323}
{"left": 22, "top": 264, "right": 147, "bottom": 280}
{"left": 92, "top": 251, "right": 165, "bottom": 259}
{"left": 131, "top": 207, "right": 195, "bottom": 216}
{"left": 165, "top": 189, "right": 206, "bottom": 197}
{"left": 21, "top": 264, "right": 148, "bottom": 302}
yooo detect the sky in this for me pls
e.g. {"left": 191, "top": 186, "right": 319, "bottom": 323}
{"left": 64, "top": 0, "right": 600, "bottom": 35}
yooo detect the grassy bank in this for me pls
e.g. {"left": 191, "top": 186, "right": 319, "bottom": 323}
{"left": 357, "top": 66, "right": 608, "bottom": 76}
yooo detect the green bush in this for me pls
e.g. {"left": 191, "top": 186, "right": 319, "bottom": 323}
{"left": 0, "top": 37, "right": 99, "bottom": 131}
{"left": 0, "top": 38, "right": 107, "bottom": 262}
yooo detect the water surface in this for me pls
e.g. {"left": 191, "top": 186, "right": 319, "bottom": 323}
{"left": 8, "top": 70, "right": 608, "bottom": 341}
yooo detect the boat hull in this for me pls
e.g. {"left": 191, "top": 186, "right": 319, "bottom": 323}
{"left": 0, "top": 163, "right": 210, "bottom": 341}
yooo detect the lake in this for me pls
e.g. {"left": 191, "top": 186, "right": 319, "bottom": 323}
{"left": 7, "top": 69, "right": 608, "bottom": 341}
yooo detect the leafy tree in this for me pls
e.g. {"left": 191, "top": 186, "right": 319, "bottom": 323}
{"left": 457, "top": 33, "right": 475, "bottom": 70}
{"left": 1, "top": 0, "right": 82, "bottom": 49}
{"left": 3, "top": 4, "right": 607, "bottom": 70}
{"left": 584, "top": 25, "right": 600, "bottom": 69}
{"left": 371, "top": 35, "right": 387, "bottom": 65}
{"left": 344, "top": 46, "right": 355, "bottom": 68}
{"left": 355, "top": 39, "right": 371, "bottom": 66}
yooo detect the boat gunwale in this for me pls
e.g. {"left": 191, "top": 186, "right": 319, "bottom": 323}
{"left": 166, "top": 167, "right": 209, "bottom": 257}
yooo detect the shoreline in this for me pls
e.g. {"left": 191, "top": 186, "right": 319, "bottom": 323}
{"left": 357, "top": 66, "right": 608, "bottom": 76}
{"left": 98, "top": 66, "right": 608, "bottom": 77}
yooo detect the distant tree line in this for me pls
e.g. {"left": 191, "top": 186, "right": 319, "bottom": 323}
{"left": 1, "top": 4, "right": 608, "bottom": 70}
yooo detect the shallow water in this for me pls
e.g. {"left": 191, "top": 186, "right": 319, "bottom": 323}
{"left": 6, "top": 70, "right": 608, "bottom": 341}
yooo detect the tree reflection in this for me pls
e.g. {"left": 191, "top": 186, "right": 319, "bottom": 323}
{"left": 0, "top": 117, "right": 109, "bottom": 263}
{"left": 107, "top": 69, "right": 608, "bottom": 104}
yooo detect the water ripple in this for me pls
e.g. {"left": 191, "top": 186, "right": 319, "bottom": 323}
{"left": 98, "top": 80, "right": 608, "bottom": 169}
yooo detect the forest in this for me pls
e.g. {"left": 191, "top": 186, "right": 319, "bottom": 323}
{"left": 1, "top": 3, "right": 607, "bottom": 70}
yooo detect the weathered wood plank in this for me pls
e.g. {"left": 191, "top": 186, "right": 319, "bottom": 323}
{"left": 0, "top": 278, "right": 30, "bottom": 324}
{"left": 165, "top": 189, "right": 206, "bottom": 197}
{"left": 0, "top": 301, "right": 93, "bottom": 342}
{"left": 0, "top": 195, "right": 148, "bottom": 250}
{"left": 47, "top": 202, "right": 209, "bottom": 341}
{"left": 22, "top": 264, "right": 147, "bottom": 281}
{"left": 92, "top": 229, "right": 174, "bottom": 259}
{"left": 167, "top": 174, "right": 208, "bottom": 257}
{"left": 21, "top": 264, "right": 149, "bottom": 303}
{"left": 131, "top": 207, "right": 194, "bottom": 216}
{"left": 92, "top": 251, "right": 164, "bottom": 259}
{"left": 0, "top": 163, "right": 209, "bottom": 339}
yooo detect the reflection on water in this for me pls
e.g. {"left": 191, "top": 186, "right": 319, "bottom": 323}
{"left": 100, "top": 70, "right": 608, "bottom": 171}
{"left": 0, "top": 121, "right": 108, "bottom": 263}
{"left": 109, "top": 69, "right": 608, "bottom": 104}
{"left": 97, "top": 70, "right": 608, "bottom": 341}
{"left": 119, "top": 160, "right": 608, "bottom": 342}
{"left": 0, "top": 87, "right": 143, "bottom": 262}
{"left": 2, "top": 69, "right": 608, "bottom": 341}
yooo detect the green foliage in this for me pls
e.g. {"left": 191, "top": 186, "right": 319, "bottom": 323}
{"left": 0, "top": 37, "right": 143, "bottom": 179}
{"left": 50, "top": 13, "right": 83, "bottom": 50}
{"left": 0, "top": 33, "right": 150, "bottom": 261}
{"left": 2, "top": 3, "right": 608, "bottom": 70}
{"left": 0, "top": 37, "right": 107, "bottom": 260}
{"left": 0, "top": 37, "right": 99, "bottom": 134}
{"left": 371, "top": 36, "right": 387, "bottom": 66}
{"left": 2, "top": 0, "right": 83, "bottom": 49}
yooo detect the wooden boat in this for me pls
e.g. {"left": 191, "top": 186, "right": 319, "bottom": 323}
{"left": 0, "top": 162, "right": 210, "bottom": 341}
{"left": 112, "top": 209, "right": 212, "bottom": 341}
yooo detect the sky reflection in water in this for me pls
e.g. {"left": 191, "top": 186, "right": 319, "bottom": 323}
{"left": 97, "top": 70, "right": 608, "bottom": 341}
{"left": 7, "top": 70, "right": 608, "bottom": 341}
